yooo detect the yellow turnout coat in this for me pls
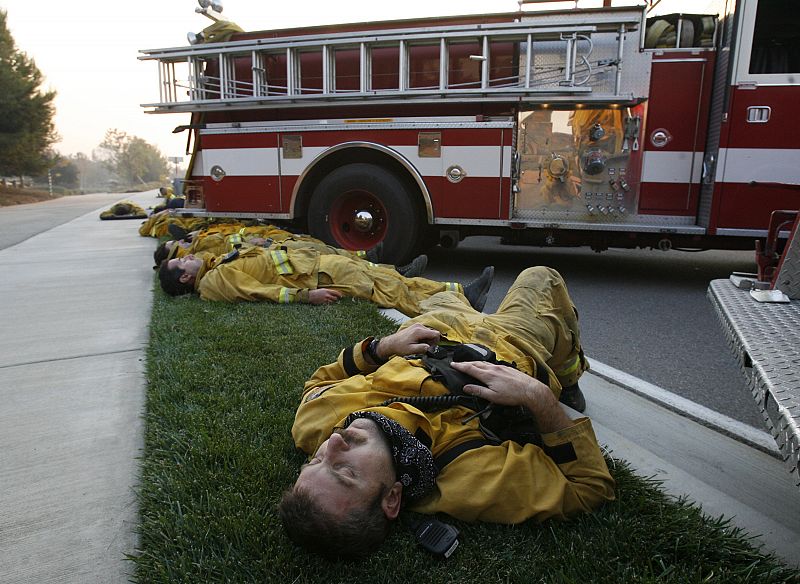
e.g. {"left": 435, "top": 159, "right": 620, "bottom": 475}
{"left": 195, "top": 246, "right": 459, "bottom": 316}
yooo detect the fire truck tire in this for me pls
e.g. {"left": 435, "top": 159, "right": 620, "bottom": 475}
{"left": 308, "top": 163, "right": 421, "bottom": 264}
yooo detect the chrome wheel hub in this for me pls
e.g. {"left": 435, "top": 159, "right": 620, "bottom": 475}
{"left": 354, "top": 210, "right": 374, "bottom": 232}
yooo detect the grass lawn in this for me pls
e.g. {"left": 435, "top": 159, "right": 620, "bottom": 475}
{"left": 134, "top": 288, "right": 800, "bottom": 583}
{"left": 0, "top": 185, "right": 61, "bottom": 206}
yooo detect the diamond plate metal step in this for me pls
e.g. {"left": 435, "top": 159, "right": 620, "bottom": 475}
{"left": 707, "top": 279, "right": 800, "bottom": 491}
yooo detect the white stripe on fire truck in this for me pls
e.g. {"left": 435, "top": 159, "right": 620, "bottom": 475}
{"left": 641, "top": 151, "right": 704, "bottom": 184}
{"left": 196, "top": 148, "right": 279, "bottom": 177}
{"left": 641, "top": 148, "right": 800, "bottom": 186}
{"left": 196, "top": 146, "right": 512, "bottom": 179}
{"left": 715, "top": 148, "right": 800, "bottom": 185}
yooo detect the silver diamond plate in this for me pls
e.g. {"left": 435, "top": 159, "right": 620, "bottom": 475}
{"left": 775, "top": 225, "right": 800, "bottom": 300}
{"left": 707, "top": 279, "right": 800, "bottom": 490}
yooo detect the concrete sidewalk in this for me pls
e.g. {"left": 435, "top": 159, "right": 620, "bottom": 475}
{"left": 0, "top": 194, "right": 797, "bottom": 582}
{"left": 587, "top": 372, "right": 799, "bottom": 566}
{"left": 0, "top": 192, "right": 155, "bottom": 583}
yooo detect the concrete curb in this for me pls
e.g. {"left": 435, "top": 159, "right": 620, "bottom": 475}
{"left": 588, "top": 360, "right": 779, "bottom": 458}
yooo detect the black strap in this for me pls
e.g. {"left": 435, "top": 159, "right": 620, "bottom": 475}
{"left": 434, "top": 437, "right": 577, "bottom": 470}
{"left": 342, "top": 346, "right": 358, "bottom": 377}
{"left": 414, "top": 428, "right": 433, "bottom": 449}
{"left": 534, "top": 359, "right": 551, "bottom": 386}
{"left": 434, "top": 439, "right": 489, "bottom": 472}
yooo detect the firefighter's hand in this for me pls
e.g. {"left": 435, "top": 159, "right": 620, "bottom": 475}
{"left": 308, "top": 288, "right": 343, "bottom": 305}
{"left": 377, "top": 324, "right": 440, "bottom": 359}
{"left": 452, "top": 361, "right": 543, "bottom": 406}
{"left": 452, "top": 361, "right": 572, "bottom": 432}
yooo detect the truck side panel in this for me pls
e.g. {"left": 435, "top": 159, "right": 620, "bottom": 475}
{"left": 709, "top": 0, "right": 800, "bottom": 234}
{"left": 714, "top": 86, "right": 800, "bottom": 230}
{"left": 193, "top": 124, "right": 511, "bottom": 219}
{"left": 639, "top": 52, "right": 715, "bottom": 216}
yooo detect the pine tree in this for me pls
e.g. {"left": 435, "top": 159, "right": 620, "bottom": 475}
{"left": 0, "top": 9, "right": 58, "bottom": 179}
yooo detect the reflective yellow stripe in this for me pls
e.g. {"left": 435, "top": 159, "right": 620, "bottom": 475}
{"left": 271, "top": 249, "right": 294, "bottom": 275}
{"left": 238, "top": 227, "right": 247, "bottom": 236}
{"left": 226, "top": 233, "right": 243, "bottom": 250}
{"left": 555, "top": 355, "right": 581, "bottom": 376}
{"left": 356, "top": 250, "right": 366, "bottom": 258}
{"left": 367, "top": 261, "right": 377, "bottom": 268}
{"left": 445, "top": 282, "right": 459, "bottom": 292}
{"left": 279, "top": 287, "right": 295, "bottom": 304}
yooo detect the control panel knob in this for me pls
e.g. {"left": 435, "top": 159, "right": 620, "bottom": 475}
{"left": 582, "top": 148, "right": 606, "bottom": 176}
{"left": 589, "top": 123, "right": 605, "bottom": 142}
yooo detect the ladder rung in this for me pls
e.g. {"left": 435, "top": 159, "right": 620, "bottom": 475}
{"left": 141, "top": 13, "right": 644, "bottom": 111}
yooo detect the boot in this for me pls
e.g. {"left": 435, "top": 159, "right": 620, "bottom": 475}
{"left": 397, "top": 255, "right": 428, "bottom": 278}
{"left": 559, "top": 383, "right": 586, "bottom": 413}
{"left": 365, "top": 241, "right": 384, "bottom": 263}
{"left": 168, "top": 224, "right": 189, "bottom": 241}
{"left": 463, "top": 266, "right": 494, "bottom": 312}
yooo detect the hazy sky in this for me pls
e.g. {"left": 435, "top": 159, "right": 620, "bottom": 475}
{"left": 2, "top": 0, "right": 712, "bottom": 161}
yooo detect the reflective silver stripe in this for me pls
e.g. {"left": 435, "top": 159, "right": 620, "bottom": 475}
{"left": 279, "top": 287, "right": 294, "bottom": 304}
{"left": 445, "top": 282, "right": 459, "bottom": 292}
{"left": 556, "top": 355, "right": 581, "bottom": 377}
{"left": 271, "top": 250, "right": 293, "bottom": 275}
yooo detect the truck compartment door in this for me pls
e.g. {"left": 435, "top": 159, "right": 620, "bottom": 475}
{"left": 714, "top": 0, "right": 800, "bottom": 232}
{"left": 196, "top": 133, "right": 282, "bottom": 214}
{"left": 639, "top": 56, "right": 713, "bottom": 215}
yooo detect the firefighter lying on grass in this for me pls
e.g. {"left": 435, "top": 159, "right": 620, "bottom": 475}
{"left": 138, "top": 209, "right": 210, "bottom": 238}
{"left": 155, "top": 221, "right": 347, "bottom": 253}
{"left": 278, "top": 266, "right": 612, "bottom": 560}
{"left": 154, "top": 231, "right": 428, "bottom": 278}
{"left": 158, "top": 245, "right": 494, "bottom": 317}
{"left": 140, "top": 210, "right": 300, "bottom": 241}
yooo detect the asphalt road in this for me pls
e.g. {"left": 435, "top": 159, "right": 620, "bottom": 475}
{"left": 0, "top": 194, "right": 763, "bottom": 429}
{"left": 422, "top": 236, "right": 763, "bottom": 428}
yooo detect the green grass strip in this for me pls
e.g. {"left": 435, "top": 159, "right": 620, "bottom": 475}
{"left": 134, "top": 287, "right": 800, "bottom": 583}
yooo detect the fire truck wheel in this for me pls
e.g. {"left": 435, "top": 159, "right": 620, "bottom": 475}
{"left": 308, "top": 163, "right": 421, "bottom": 264}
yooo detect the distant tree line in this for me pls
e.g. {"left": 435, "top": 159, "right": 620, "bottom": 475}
{"left": 1, "top": 9, "right": 169, "bottom": 192}
{"left": 95, "top": 129, "right": 168, "bottom": 186}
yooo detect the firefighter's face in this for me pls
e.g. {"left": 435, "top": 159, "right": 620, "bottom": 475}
{"left": 168, "top": 254, "right": 203, "bottom": 284}
{"left": 294, "top": 417, "right": 401, "bottom": 520}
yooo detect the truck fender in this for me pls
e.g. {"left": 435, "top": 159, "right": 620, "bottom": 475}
{"left": 288, "top": 141, "right": 434, "bottom": 224}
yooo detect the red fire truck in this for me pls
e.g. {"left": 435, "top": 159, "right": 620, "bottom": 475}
{"left": 140, "top": 0, "right": 799, "bottom": 263}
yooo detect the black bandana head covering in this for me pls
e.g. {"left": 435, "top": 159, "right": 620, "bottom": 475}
{"left": 343, "top": 411, "right": 438, "bottom": 504}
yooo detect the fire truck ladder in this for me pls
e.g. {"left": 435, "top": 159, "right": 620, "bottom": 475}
{"left": 140, "top": 12, "right": 644, "bottom": 113}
